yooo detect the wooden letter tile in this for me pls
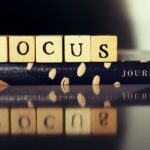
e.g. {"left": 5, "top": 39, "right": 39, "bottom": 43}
{"left": 91, "top": 36, "right": 118, "bottom": 62}
{"left": 0, "top": 36, "right": 8, "bottom": 62}
{"left": 36, "top": 36, "right": 63, "bottom": 63}
{"left": 92, "top": 108, "right": 117, "bottom": 135}
{"left": 11, "top": 108, "right": 36, "bottom": 135}
{"left": 9, "top": 36, "right": 35, "bottom": 62}
{"left": 65, "top": 108, "right": 91, "bottom": 135}
{"left": 0, "top": 108, "right": 9, "bottom": 134}
{"left": 64, "top": 35, "right": 90, "bottom": 62}
{"left": 37, "top": 108, "right": 63, "bottom": 135}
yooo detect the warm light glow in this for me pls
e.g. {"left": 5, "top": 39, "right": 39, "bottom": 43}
{"left": 123, "top": 0, "right": 150, "bottom": 51}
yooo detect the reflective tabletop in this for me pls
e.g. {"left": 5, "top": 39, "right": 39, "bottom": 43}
{"left": 0, "top": 85, "right": 150, "bottom": 150}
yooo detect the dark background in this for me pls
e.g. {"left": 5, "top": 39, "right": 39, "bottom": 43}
{"left": 0, "top": 0, "right": 134, "bottom": 49}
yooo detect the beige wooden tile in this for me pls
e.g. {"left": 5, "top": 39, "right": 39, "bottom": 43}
{"left": 92, "top": 108, "right": 117, "bottom": 135}
{"left": 65, "top": 108, "right": 91, "bottom": 135}
{"left": 91, "top": 36, "right": 118, "bottom": 62}
{"left": 37, "top": 108, "right": 63, "bottom": 135}
{"left": 36, "top": 36, "right": 63, "bottom": 63}
{"left": 9, "top": 36, "right": 35, "bottom": 62}
{"left": 0, "top": 108, "right": 9, "bottom": 134}
{"left": 11, "top": 108, "right": 36, "bottom": 135}
{"left": 0, "top": 36, "right": 8, "bottom": 62}
{"left": 64, "top": 35, "right": 90, "bottom": 62}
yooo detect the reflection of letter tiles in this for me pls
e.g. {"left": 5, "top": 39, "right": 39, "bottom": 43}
{"left": 9, "top": 36, "right": 35, "bottom": 62}
{"left": 0, "top": 108, "right": 9, "bottom": 134}
{"left": 64, "top": 36, "right": 90, "bottom": 62}
{"left": 37, "top": 108, "right": 63, "bottom": 135}
{"left": 36, "top": 36, "right": 62, "bottom": 63}
{"left": 65, "top": 108, "right": 91, "bottom": 135}
{"left": 11, "top": 108, "right": 36, "bottom": 135}
{"left": 92, "top": 108, "right": 117, "bottom": 135}
{"left": 0, "top": 36, "right": 8, "bottom": 62}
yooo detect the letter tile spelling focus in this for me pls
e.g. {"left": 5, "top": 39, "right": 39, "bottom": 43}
{"left": 36, "top": 36, "right": 63, "bottom": 62}
{"left": 91, "top": 36, "right": 118, "bottom": 62}
{"left": 64, "top": 35, "right": 91, "bottom": 62}
{"left": 0, "top": 108, "right": 9, "bottom": 134}
{"left": 0, "top": 36, "right": 8, "bottom": 62}
{"left": 11, "top": 108, "right": 36, "bottom": 135}
{"left": 92, "top": 108, "right": 117, "bottom": 135}
{"left": 37, "top": 108, "right": 63, "bottom": 135}
{"left": 9, "top": 36, "right": 35, "bottom": 62}
{"left": 65, "top": 108, "right": 91, "bottom": 135}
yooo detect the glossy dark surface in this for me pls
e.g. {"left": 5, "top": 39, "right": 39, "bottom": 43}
{"left": 0, "top": 85, "right": 150, "bottom": 150}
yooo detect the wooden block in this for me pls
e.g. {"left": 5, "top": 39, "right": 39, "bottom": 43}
{"left": 36, "top": 36, "right": 63, "bottom": 63}
{"left": 11, "top": 108, "right": 36, "bottom": 135}
{"left": 91, "top": 36, "right": 118, "bottom": 62}
{"left": 37, "top": 108, "right": 63, "bottom": 135}
{"left": 64, "top": 35, "right": 90, "bottom": 62}
{"left": 0, "top": 108, "right": 9, "bottom": 134}
{"left": 0, "top": 36, "right": 8, "bottom": 62}
{"left": 9, "top": 36, "right": 35, "bottom": 62}
{"left": 65, "top": 108, "right": 91, "bottom": 135}
{"left": 92, "top": 108, "right": 117, "bottom": 135}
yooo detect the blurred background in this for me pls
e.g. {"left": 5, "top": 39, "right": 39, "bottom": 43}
{"left": 0, "top": 0, "right": 150, "bottom": 50}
